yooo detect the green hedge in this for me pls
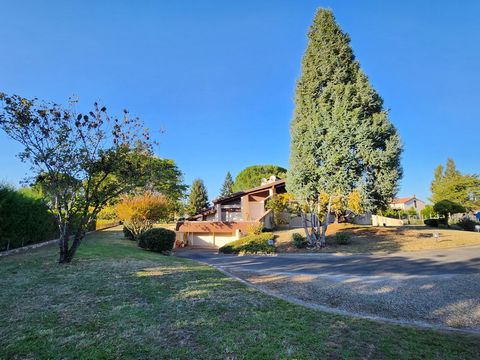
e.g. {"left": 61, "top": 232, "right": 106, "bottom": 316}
{"left": 424, "top": 218, "right": 448, "bottom": 228}
{"left": 455, "top": 218, "right": 480, "bottom": 232}
{"left": 138, "top": 228, "right": 176, "bottom": 253}
{"left": 219, "top": 233, "right": 275, "bottom": 254}
{"left": 0, "top": 185, "right": 58, "bottom": 251}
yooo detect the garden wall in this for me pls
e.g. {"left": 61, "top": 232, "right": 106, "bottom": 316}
{"left": 372, "top": 215, "right": 404, "bottom": 227}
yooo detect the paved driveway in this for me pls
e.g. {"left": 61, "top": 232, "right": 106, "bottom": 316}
{"left": 175, "top": 246, "right": 480, "bottom": 331}
{"left": 175, "top": 245, "right": 480, "bottom": 276}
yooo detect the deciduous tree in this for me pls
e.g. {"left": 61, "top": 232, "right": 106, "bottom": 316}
{"left": 0, "top": 93, "right": 155, "bottom": 262}
{"left": 430, "top": 158, "right": 480, "bottom": 210}
{"left": 115, "top": 192, "right": 168, "bottom": 239}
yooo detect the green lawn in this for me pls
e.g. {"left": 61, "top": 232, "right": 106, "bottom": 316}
{"left": 1, "top": 229, "right": 479, "bottom": 359}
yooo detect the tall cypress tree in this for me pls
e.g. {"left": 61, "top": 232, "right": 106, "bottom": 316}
{"left": 219, "top": 171, "right": 234, "bottom": 198}
{"left": 288, "top": 9, "right": 402, "bottom": 244}
{"left": 186, "top": 179, "right": 209, "bottom": 216}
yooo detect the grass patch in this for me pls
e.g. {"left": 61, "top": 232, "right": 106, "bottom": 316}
{"left": 1, "top": 227, "right": 479, "bottom": 359}
{"left": 275, "top": 224, "right": 480, "bottom": 253}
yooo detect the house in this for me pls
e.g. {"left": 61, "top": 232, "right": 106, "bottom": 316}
{"left": 389, "top": 195, "right": 425, "bottom": 213}
{"left": 176, "top": 176, "right": 287, "bottom": 248}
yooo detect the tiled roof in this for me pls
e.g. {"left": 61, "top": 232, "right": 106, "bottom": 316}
{"left": 391, "top": 196, "right": 415, "bottom": 204}
{"left": 213, "top": 179, "right": 286, "bottom": 204}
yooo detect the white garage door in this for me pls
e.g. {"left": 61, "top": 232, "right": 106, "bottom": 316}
{"left": 190, "top": 232, "right": 236, "bottom": 248}
{"left": 212, "top": 233, "right": 235, "bottom": 247}
{"left": 191, "top": 233, "right": 215, "bottom": 247}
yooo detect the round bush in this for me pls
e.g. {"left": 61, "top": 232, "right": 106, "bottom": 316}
{"left": 456, "top": 218, "right": 479, "bottom": 232}
{"left": 336, "top": 232, "right": 351, "bottom": 245}
{"left": 291, "top": 232, "right": 306, "bottom": 248}
{"left": 138, "top": 228, "right": 175, "bottom": 252}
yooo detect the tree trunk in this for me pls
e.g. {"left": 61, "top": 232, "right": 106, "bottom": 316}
{"left": 58, "top": 227, "right": 70, "bottom": 263}
{"left": 319, "top": 196, "right": 332, "bottom": 247}
{"left": 65, "top": 218, "right": 88, "bottom": 262}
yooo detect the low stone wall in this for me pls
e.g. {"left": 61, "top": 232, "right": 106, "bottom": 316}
{"left": 0, "top": 238, "right": 59, "bottom": 257}
{"left": 350, "top": 212, "right": 372, "bottom": 225}
{"left": 0, "top": 225, "right": 120, "bottom": 258}
{"left": 372, "top": 215, "right": 404, "bottom": 227}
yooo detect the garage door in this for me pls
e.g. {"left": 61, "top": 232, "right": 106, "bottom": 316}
{"left": 212, "top": 233, "right": 235, "bottom": 247}
{"left": 191, "top": 233, "right": 215, "bottom": 247}
{"left": 190, "top": 232, "right": 236, "bottom": 248}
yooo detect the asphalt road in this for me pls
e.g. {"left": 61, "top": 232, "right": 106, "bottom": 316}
{"left": 174, "top": 245, "right": 480, "bottom": 277}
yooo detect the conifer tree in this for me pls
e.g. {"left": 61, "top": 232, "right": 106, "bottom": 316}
{"left": 288, "top": 9, "right": 402, "bottom": 246}
{"left": 186, "top": 179, "right": 209, "bottom": 216}
{"left": 219, "top": 172, "right": 234, "bottom": 198}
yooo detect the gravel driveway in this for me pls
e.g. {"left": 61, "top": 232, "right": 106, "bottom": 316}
{"left": 175, "top": 246, "right": 480, "bottom": 331}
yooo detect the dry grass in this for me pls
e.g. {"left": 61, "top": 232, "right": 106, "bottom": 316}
{"left": 1, "top": 228, "right": 479, "bottom": 359}
{"left": 275, "top": 224, "right": 480, "bottom": 253}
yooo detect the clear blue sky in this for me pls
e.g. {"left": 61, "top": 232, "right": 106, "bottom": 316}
{"left": 1, "top": 0, "right": 479, "bottom": 202}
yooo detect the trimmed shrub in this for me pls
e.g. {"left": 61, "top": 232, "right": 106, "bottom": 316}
{"left": 123, "top": 226, "right": 135, "bottom": 240}
{"left": 219, "top": 233, "right": 275, "bottom": 254}
{"left": 0, "top": 185, "right": 58, "bottom": 251}
{"left": 424, "top": 218, "right": 448, "bottom": 228}
{"left": 292, "top": 232, "right": 306, "bottom": 248}
{"left": 456, "top": 218, "right": 479, "bottom": 232}
{"left": 138, "top": 228, "right": 175, "bottom": 253}
{"left": 433, "top": 200, "right": 466, "bottom": 219}
{"left": 336, "top": 232, "right": 351, "bottom": 245}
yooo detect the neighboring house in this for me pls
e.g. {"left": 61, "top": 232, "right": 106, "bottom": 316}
{"left": 389, "top": 195, "right": 425, "bottom": 213}
{"left": 176, "top": 176, "right": 287, "bottom": 248}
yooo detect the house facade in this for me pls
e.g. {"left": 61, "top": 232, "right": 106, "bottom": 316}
{"left": 389, "top": 195, "right": 425, "bottom": 213}
{"left": 176, "top": 177, "right": 287, "bottom": 248}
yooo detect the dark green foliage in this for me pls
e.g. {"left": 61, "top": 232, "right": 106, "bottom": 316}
{"left": 219, "top": 233, "right": 275, "bottom": 254}
{"left": 139, "top": 155, "right": 187, "bottom": 203}
{"left": 288, "top": 9, "right": 402, "bottom": 212}
{"left": 233, "top": 165, "right": 287, "bottom": 192}
{"left": 336, "top": 232, "right": 351, "bottom": 245}
{"left": 219, "top": 171, "right": 234, "bottom": 198}
{"left": 433, "top": 200, "right": 466, "bottom": 219}
{"left": 137, "top": 228, "right": 175, "bottom": 252}
{"left": 123, "top": 226, "right": 134, "bottom": 240}
{"left": 0, "top": 184, "right": 58, "bottom": 251}
{"left": 456, "top": 218, "right": 479, "bottom": 232}
{"left": 186, "top": 179, "right": 209, "bottom": 216}
{"left": 424, "top": 218, "right": 448, "bottom": 228}
{"left": 292, "top": 232, "right": 307, "bottom": 248}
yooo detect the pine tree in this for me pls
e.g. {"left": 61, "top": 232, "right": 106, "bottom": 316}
{"left": 233, "top": 165, "right": 287, "bottom": 192}
{"left": 186, "top": 179, "right": 209, "bottom": 216}
{"left": 288, "top": 9, "right": 402, "bottom": 246}
{"left": 219, "top": 171, "right": 234, "bottom": 198}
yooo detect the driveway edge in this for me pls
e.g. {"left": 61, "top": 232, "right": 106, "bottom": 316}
{"left": 212, "top": 264, "right": 480, "bottom": 336}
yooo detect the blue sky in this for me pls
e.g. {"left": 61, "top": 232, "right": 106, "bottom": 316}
{"left": 1, "top": 0, "right": 479, "bottom": 202}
